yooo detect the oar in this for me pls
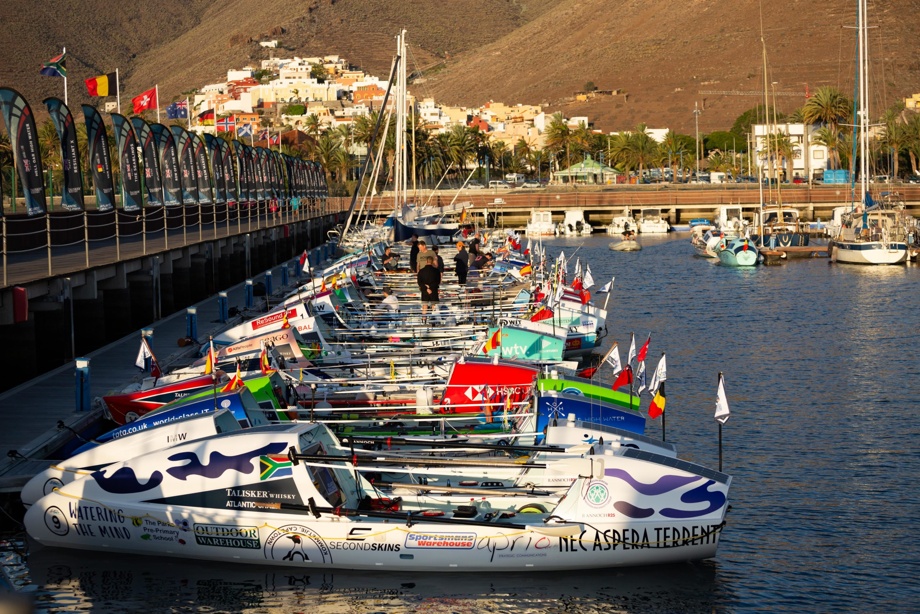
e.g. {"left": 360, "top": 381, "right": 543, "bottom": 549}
{"left": 287, "top": 448, "right": 547, "bottom": 470}
{"left": 339, "top": 434, "right": 564, "bottom": 453}
{"left": 280, "top": 497, "right": 580, "bottom": 536}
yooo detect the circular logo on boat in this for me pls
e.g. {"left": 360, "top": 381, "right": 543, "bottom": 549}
{"left": 562, "top": 387, "right": 584, "bottom": 397}
{"left": 584, "top": 481, "right": 610, "bottom": 508}
{"left": 43, "top": 477, "right": 64, "bottom": 497}
{"left": 44, "top": 506, "right": 69, "bottom": 536}
{"left": 264, "top": 524, "right": 331, "bottom": 564}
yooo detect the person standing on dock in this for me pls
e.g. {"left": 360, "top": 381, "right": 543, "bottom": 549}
{"left": 432, "top": 245, "right": 445, "bottom": 274}
{"left": 408, "top": 234, "right": 420, "bottom": 272}
{"left": 417, "top": 255, "right": 441, "bottom": 315}
{"left": 454, "top": 242, "right": 469, "bottom": 285}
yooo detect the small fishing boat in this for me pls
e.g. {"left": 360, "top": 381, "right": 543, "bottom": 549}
{"left": 555, "top": 210, "right": 593, "bottom": 236}
{"left": 25, "top": 420, "right": 731, "bottom": 571}
{"left": 609, "top": 239, "right": 641, "bottom": 252}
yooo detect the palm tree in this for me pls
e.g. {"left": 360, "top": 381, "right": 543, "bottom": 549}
{"left": 802, "top": 87, "right": 851, "bottom": 134}
{"left": 658, "top": 131, "right": 688, "bottom": 182}
{"left": 905, "top": 112, "right": 920, "bottom": 176}
{"left": 544, "top": 113, "right": 573, "bottom": 174}
{"left": 304, "top": 114, "right": 322, "bottom": 139}
{"left": 630, "top": 124, "right": 658, "bottom": 179}
{"left": 880, "top": 108, "right": 909, "bottom": 179}
{"left": 812, "top": 126, "right": 843, "bottom": 171}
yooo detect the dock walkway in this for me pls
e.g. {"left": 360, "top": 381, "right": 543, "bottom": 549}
{"left": 0, "top": 257, "right": 312, "bottom": 492}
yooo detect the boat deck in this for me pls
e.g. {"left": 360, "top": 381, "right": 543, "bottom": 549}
{"left": 760, "top": 245, "right": 829, "bottom": 264}
{"left": 0, "top": 265, "right": 303, "bottom": 492}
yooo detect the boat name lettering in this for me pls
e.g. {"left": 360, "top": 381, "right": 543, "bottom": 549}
{"left": 477, "top": 532, "right": 553, "bottom": 562}
{"left": 68, "top": 502, "right": 125, "bottom": 524}
{"left": 252, "top": 309, "right": 296, "bottom": 330}
{"left": 405, "top": 532, "right": 475, "bottom": 549}
{"left": 558, "top": 524, "right": 722, "bottom": 553}
{"left": 329, "top": 541, "right": 401, "bottom": 552}
{"left": 226, "top": 489, "right": 269, "bottom": 498}
{"left": 194, "top": 524, "right": 261, "bottom": 549}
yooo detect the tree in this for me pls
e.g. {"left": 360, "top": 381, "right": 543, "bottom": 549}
{"left": 544, "top": 113, "right": 573, "bottom": 174}
{"left": 584, "top": 81, "right": 597, "bottom": 92}
{"left": 310, "top": 64, "right": 327, "bottom": 82}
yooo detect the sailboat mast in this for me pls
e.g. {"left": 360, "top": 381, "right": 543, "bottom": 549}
{"left": 858, "top": 0, "right": 869, "bottom": 208}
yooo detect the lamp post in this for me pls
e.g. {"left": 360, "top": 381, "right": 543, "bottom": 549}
{"left": 693, "top": 102, "right": 701, "bottom": 181}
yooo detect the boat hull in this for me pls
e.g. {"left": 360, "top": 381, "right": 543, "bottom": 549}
{"left": 831, "top": 240, "right": 908, "bottom": 265}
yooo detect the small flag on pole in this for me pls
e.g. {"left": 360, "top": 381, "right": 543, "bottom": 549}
{"left": 626, "top": 333, "right": 637, "bottom": 366}
{"left": 648, "top": 381, "right": 667, "bottom": 419}
{"left": 135, "top": 337, "right": 151, "bottom": 370}
{"left": 612, "top": 364, "right": 633, "bottom": 390}
{"left": 636, "top": 333, "right": 651, "bottom": 363}
{"left": 166, "top": 101, "right": 189, "bottom": 119}
{"left": 715, "top": 373, "right": 731, "bottom": 424}
{"left": 635, "top": 361, "right": 647, "bottom": 394}
{"left": 597, "top": 278, "right": 614, "bottom": 294}
{"left": 483, "top": 329, "right": 502, "bottom": 354}
{"left": 132, "top": 87, "right": 158, "bottom": 114}
{"left": 648, "top": 353, "right": 667, "bottom": 395}
{"left": 605, "top": 342, "right": 622, "bottom": 375}
{"left": 40, "top": 52, "right": 67, "bottom": 78}
{"left": 85, "top": 73, "right": 118, "bottom": 97}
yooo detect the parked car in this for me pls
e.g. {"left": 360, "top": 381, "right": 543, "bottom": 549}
{"left": 521, "top": 180, "right": 543, "bottom": 189}
{"left": 466, "top": 182, "right": 485, "bottom": 189}
{"left": 488, "top": 180, "right": 511, "bottom": 189}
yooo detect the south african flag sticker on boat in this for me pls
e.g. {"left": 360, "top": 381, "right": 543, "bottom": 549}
{"left": 260, "top": 455, "right": 293, "bottom": 480}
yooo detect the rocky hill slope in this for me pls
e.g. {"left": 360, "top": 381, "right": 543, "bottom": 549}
{"left": 2, "top": 0, "right": 918, "bottom": 133}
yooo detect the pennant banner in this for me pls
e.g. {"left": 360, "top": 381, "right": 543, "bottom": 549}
{"left": 192, "top": 133, "right": 213, "bottom": 205}
{"left": 131, "top": 117, "right": 163, "bottom": 207}
{"left": 219, "top": 138, "right": 237, "bottom": 205}
{"left": 82, "top": 105, "right": 115, "bottom": 212}
{"left": 0, "top": 88, "right": 47, "bottom": 216}
{"left": 169, "top": 126, "right": 198, "bottom": 205}
{"left": 44, "top": 97, "right": 85, "bottom": 211}
{"left": 204, "top": 134, "right": 226, "bottom": 205}
{"left": 149, "top": 123, "right": 182, "bottom": 206}
{"left": 111, "top": 113, "right": 142, "bottom": 211}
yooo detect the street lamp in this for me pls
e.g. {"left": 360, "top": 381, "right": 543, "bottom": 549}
{"left": 693, "top": 102, "right": 702, "bottom": 181}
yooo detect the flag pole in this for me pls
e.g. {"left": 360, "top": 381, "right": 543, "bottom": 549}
{"left": 718, "top": 371, "right": 723, "bottom": 472}
{"left": 602, "top": 276, "right": 614, "bottom": 311}
{"left": 186, "top": 97, "right": 191, "bottom": 129}
{"left": 116, "top": 68, "right": 121, "bottom": 114}
{"left": 62, "top": 47, "right": 68, "bottom": 107}
{"left": 155, "top": 84, "right": 160, "bottom": 123}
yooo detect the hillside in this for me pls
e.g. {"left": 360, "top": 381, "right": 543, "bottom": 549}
{"left": 2, "top": 0, "right": 919, "bottom": 134}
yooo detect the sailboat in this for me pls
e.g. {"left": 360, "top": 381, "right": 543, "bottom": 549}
{"left": 830, "top": 0, "right": 909, "bottom": 265}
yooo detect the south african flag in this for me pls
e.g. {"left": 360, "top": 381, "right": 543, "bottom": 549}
{"left": 260, "top": 454, "right": 293, "bottom": 480}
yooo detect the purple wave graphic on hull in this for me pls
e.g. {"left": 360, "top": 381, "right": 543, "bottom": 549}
{"left": 613, "top": 501, "right": 655, "bottom": 518}
{"left": 166, "top": 442, "right": 289, "bottom": 481}
{"left": 92, "top": 466, "right": 164, "bottom": 494}
{"left": 659, "top": 480, "right": 726, "bottom": 518}
{"left": 605, "top": 468, "right": 700, "bottom": 494}
{"left": 90, "top": 442, "right": 289, "bottom": 494}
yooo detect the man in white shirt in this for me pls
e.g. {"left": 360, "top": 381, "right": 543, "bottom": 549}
{"left": 381, "top": 287, "right": 399, "bottom": 312}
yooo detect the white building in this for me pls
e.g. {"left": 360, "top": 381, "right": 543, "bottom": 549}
{"left": 752, "top": 123, "right": 830, "bottom": 182}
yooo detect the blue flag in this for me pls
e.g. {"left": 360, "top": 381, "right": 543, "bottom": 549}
{"left": 166, "top": 101, "right": 188, "bottom": 119}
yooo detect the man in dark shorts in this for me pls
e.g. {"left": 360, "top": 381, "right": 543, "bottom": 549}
{"left": 417, "top": 255, "right": 441, "bottom": 315}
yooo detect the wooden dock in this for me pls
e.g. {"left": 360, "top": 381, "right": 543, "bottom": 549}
{"left": 760, "top": 245, "right": 829, "bottom": 264}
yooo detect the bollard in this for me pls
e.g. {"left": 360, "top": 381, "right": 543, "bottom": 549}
{"left": 186, "top": 307, "right": 198, "bottom": 341}
{"left": 281, "top": 263, "right": 289, "bottom": 288}
{"left": 265, "top": 270, "right": 273, "bottom": 297}
{"left": 75, "top": 357, "right": 91, "bottom": 412}
{"left": 217, "top": 292, "right": 229, "bottom": 323}
{"left": 245, "top": 280, "right": 254, "bottom": 309}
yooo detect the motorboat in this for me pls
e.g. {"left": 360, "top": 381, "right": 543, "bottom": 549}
{"left": 556, "top": 210, "right": 593, "bottom": 236}
{"left": 526, "top": 210, "right": 556, "bottom": 236}
{"left": 636, "top": 209, "right": 670, "bottom": 234}
{"left": 25, "top": 420, "right": 731, "bottom": 571}
{"left": 714, "top": 236, "right": 759, "bottom": 267}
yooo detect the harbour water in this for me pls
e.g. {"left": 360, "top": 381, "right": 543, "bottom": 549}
{"left": 3, "top": 232, "right": 919, "bottom": 612}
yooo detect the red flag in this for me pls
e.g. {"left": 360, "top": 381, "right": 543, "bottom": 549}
{"left": 636, "top": 334, "right": 651, "bottom": 362}
{"left": 571, "top": 278, "right": 583, "bottom": 291}
{"left": 132, "top": 87, "right": 158, "bottom": 114}
{"left": 580, "top": 289, "right": 591, "bottom": 304}
{"left": 299, "top": 250, "right": 308, "bottom": 267}
{"left": 612, "top": 365, "right": 633, "bottom": 390}
{"left": 648, "top": 381, "right": 667, "bottom": 419}
{"left": 576, "top": 366, "right": 598, "bottom": 379}
{"left": 530, "top": 306, "right": 553, "bottom": 322}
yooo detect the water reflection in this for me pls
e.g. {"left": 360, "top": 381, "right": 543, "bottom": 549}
{"left": 23, "top": 545, "right": 725, "bottom": 613}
